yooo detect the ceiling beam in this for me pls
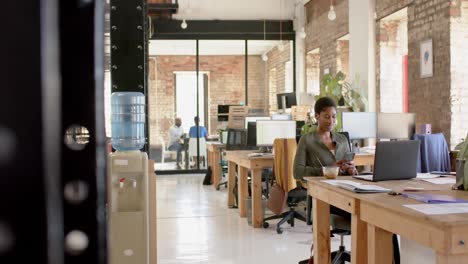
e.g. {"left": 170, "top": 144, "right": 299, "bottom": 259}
{"left": 152, "top": 19, "right": 295, "bottom": 40}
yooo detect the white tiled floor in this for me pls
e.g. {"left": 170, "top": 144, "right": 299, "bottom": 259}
{"left": 156, "top": 174, "right": 350, "bottom": 264}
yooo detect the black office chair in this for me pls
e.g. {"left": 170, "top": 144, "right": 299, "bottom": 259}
{"left": 263, "top": 187, "right": 307, "bottom": 234}
{"left": 216, "top": 149, "right": 228, "bottom": 190}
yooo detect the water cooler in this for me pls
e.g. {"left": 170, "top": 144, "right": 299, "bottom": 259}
{"left": 108, "top": 92, "right": 149, "bottom": 264}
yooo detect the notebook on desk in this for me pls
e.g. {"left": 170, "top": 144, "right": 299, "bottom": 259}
{"left": 353, "top": 140, "right": 420, "bottom": 182}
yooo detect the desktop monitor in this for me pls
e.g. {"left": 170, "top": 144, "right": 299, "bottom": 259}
{"left": 276, "top": 92, "right": 297, "bottom": 111}
{"left": 342, "top": 112, "right": 377, "bottom": 139}
{"left": 377, "top": 113, "right": 416, "bottom": 140}
{"left": 256, "top": 120, "right": 296, "bottom": 146}
{"left": 247, "top": 122, "right": 257, "bottom": 147}
{"left": 244, "top": 116, "right": 271, "bottom": 129}
{"left": 225, "top": 128, "right": 247, "bottom": 150}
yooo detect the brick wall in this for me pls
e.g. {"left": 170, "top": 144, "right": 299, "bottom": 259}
{"left": 379, "top": 19, "right": 407, "bottom": 113}
{"left": 305, "top": 0, "right": 348, "bottom": 77}
{"left": 265, "top": 41, "right": 292, "bottom": 113}
{"left": 376, "top": 0, "right": 452, "bottom": 145}
{"left": 148, "top": 55, "right": 266, "bottom": 146}
{"left": 336, "top": 40, "right": 349, "bottom": 78}
{"left": 450, "top": 0, "right": 468, "bottom": 148}
{"left": 306, "top": 52, "right": 320, "bottom": 94}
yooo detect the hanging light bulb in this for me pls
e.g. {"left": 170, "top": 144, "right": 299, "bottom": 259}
{"left": 299, "top": 27, "right": 306, "bottom": 39}
{"left": 181, "top": 19, "right": 188, "bottom": 29}
{"left": 261, "top": 53, "right": 268, "bottom": 61}
{"left": 328, "top": 2, "right": 336, "bottom": 21}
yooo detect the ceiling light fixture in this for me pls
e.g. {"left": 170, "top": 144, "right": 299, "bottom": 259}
{"left": 181, "top": 19, "right": 188, "bottom": 29}
{"left": 328, "top": 0, "right": 336, "bottom": 21}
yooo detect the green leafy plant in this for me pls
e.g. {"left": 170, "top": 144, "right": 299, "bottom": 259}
{"left": 311, "top": 71, "right": 368, "bottom": 132}
{"left": 314, "top": 71, "right": 368, "bottom": 112}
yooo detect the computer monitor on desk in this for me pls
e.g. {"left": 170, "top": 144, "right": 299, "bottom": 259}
{"left": 377, "top": 113, "right": 416, "bottom": 140}
{"left": 342, "top": 112, "right": 377, "bottom": 140}
{"left": 276, "top": 92, "right": 297, "bottom": 113}
{"left": 342, "top": 112, "right": 377, "bottom": 152}
{"left": 247, "top": 122, "right": 257, "bottom": 147}
{"left": 244, "top": 116, "right": 271, "bottom": 129}
{"left": 256, "top": 120, "right": 296, "bottom": 151}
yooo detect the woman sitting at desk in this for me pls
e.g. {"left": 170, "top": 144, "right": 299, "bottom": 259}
{"left": 294, "top": 96, "right": 357, "bottom": 179}
{"left": 294, "top": 97, "right": 357, "bottom": 263}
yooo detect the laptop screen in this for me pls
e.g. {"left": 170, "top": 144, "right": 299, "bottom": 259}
{"left": 372, "top": 140, "right": 420, "bottom": 181}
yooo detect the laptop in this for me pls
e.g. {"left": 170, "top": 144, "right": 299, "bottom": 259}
{"left": 353, "top": 140, "right": 420, "bottom": 182}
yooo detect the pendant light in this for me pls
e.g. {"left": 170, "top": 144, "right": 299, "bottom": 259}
{"left": 328, "top": 0, "right": 336, "bottom": 21}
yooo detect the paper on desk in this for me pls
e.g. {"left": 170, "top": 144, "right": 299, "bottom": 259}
{"left": 416, "top": 173, "right": 441, "bottom": 179}
{"left": 420, "top": 178, "right": 456, "bottom": 185}
{"left": 404, "top": 203, "right": 468, "bottom": 215}
{"left": 322, "top": 180, "right": 391, "bottom": 192}
{"left": 321, "top": 180, "right": 359, "bottom": 186}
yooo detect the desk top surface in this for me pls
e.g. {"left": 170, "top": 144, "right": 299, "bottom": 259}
{"left": 225, "top": 150, "right": 274, "bottom": 162}
{"left": 305, "top": 176, "right": 468, "bottom": 227}
{"left": 206, "top": 141, "right": 224, "bottom": 146}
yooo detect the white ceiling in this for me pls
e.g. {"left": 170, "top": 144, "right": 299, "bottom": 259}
{"left": 149, "top": 39, "right": 284, "bottom": 55}
{"left": 173, "top": 0, "right": 296, "bottom": 20}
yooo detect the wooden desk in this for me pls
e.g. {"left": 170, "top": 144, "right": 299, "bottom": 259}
{"left": 306, "top": 176, "right": 468, "bottom": 264}
{"left": 206, "top": 142, "right": 224, "bottom": 189}
{"left": 225, "top": 151, "right": 274, "bottom": 228}
{"left": 354, "top": 152, "right": 374, "bottom": 166}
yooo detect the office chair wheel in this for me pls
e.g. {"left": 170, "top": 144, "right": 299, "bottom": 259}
{"left": 216, "top": 186, "right": 220, "bottom": 191}
{"left": 276, "top": 227, "right": 283, "bottom": 234}
{"left": 263, "top": 222, "right": 269, "bottom": 228}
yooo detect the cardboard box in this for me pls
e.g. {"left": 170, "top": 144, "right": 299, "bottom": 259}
{"left": 228, "top": 106, "right": 249, "bottom": 116}
{"left": 291, "top": 105, "right": 311, "bottom": 121}
{"left": 227, "top": 115, "right": 246, "bottom": 129}
{"left": 227, "top": 106, "right": 248, "bottom": 129}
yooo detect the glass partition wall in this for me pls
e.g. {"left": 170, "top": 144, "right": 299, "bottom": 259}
{"left": 148, "top": 40, "right": 198, "bottom": 171}
{"left": 150, "top": 39, "right": 295, "bottom": 173}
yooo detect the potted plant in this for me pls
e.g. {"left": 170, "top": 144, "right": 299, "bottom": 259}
{"left": 310, "top": 71, "right": 368, "bottom": 132}
{"left": 315, "top": 71, "right": 367, "bottom": 112}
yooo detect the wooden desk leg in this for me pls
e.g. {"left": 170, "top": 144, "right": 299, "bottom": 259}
{"left": 352, "top": 214, "right": 368, "bottom": 264}
{"left": 251, "top": 168, "right": 263, "bottom": 228}
{"left": 313, "top": 198, "right": 331, "bottom": 264}
{"left": 238, "top": 166, "right": 248, "bottom": 217}
{"left": 207, "top": 150, "right": 213, "bottom": 182}
{"left": 227, "top": 161, "right": 236, "bottom": 207}
{"left": 212, "top": 149, "right": 221, "bottom": 188}
{"left": 436, "top": 254, "right": 468, "bottom": 264}
{"left": 367, "top": 224, "right": 392, "bottom": 264}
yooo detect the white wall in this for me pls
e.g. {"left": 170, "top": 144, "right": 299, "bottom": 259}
{"left": 174, "top": 0, "right": 295, "bottom": 20}
{"left": 349, "top": 0, "right": 376, "bottom": 112}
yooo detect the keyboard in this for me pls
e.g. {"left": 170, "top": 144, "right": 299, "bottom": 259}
{"left": 353, "top": 175, "right": 374, "bottom": 181}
